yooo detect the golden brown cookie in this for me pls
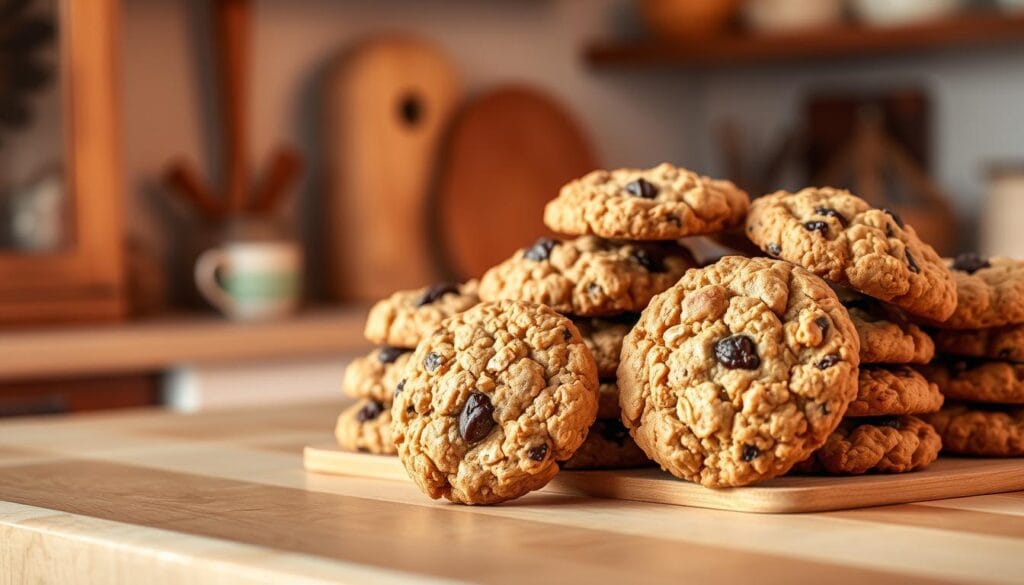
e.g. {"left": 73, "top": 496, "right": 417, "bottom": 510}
{"left": 479, "top": 236, "right": 696, "bottom": 316}
{"left": 573, "top": 316, "right": 635, "bottom": 379}
{"left": 745, "top": 187, "right": 956, "bottom": 321}
{"left": 334, "top": 399, "right": 395, "bottom": 455}
{"left": 919, "top": 360, "right": 1024, "bottom": 404}
{"left": 543, "top": 163, "right": 749, "bottom": 241}
{"left": 364, "top": 281, "right": 479, "bottom": 348}
{"left": 392, "top": 300, "right": 599, "bottom": 504}
{"left": 341, "top": 347, "right": 412, "bottom": 401}
{"left": 924, "top": 403, "right": 1024, "bottom": 456}
{"left": 935, "top": 254, "right": 1024, "bottom": 330}
{"left": 847, "top": 366, "right": 943, "bottom": 417}
{"left": 618, "top": 256, "right": 860, "bottom": 487}
{"left": 837, "top": 292, "right": 935, "bottom": 365}
{"left": 794, "top": 415, "right": 941, "bottom": 474}
{"left": 932, "top": 323, "right": 1024, "bottom": 363}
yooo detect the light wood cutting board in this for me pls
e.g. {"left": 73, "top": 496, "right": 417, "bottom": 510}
{"left": 433, "top": 85, "right": 597, "bottom": 280}
{"left": 304, "top": 446, "right": 1024, "bottom": 514}
{"left": 323, "top": 37, "right": 461, "bottom": 301}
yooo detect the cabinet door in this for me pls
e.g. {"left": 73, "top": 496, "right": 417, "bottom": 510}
{"left": 0, "top": 0, "right": 124, "bottom": 324}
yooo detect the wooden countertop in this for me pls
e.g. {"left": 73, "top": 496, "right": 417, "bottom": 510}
{"left": 1, "top": 403, "right": 1022, "bottom": 584}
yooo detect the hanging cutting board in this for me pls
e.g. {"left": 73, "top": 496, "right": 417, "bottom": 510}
{"left": 323, "top": 37, "right": 461, "bottom": 301}
{"left": 434, "top": 86, "right": 597, "bottom": 280}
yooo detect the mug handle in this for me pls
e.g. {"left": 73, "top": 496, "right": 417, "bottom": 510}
{"left": 195, "top": 248, "right": 236, "bottom": 315}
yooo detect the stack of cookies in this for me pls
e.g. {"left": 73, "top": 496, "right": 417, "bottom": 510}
{"left": 335, "top": 281, "right": 479, "bottom": 454}
{"left": 477, "top": 163, "right": 751, "bottom": 469}
{"left": 743, "top": 187, "right": 953, "bottom": 476}
{"left": 921, "top": 255, "right": 1024, "bottom": 457}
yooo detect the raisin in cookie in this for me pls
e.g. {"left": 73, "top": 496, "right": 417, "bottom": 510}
{"left": 746, "top": 187, "right": 955, "bottom": 321}
{"left": 847, "top": 366, "right": 943, "bottom": 417}
{"left": 924, "top": 403, "right": 1024, "bottom": 456}
{"left": 573, "top": 316, "right": 636, "bottom": 379}
{"left": 933, "top": 324, "right": 1024, "bottom": 363}
{"left": 480, "top": 236, "right": 695, "bottom": 317}
{"left": 618, "top": 256, "right": 860, "bottom": 487}
{"left": 364, "top": 281, "right": 479, "bottom": 348}
{"left": 794, "top": 416, "right": 941, "bottom": 475}
{"left": 341, "top": 347, "right": 412, "bottom": 402}
{"left": 838, "top": 291, "right": 934, "bottom": 365}
{"left": 335, "top": 399, "right": 395, "bottom": 455}
{"left": 392, "top": 300, "right": 599, "bottom": 504}
{"left": 934, "top": 254, "right": 1024, "bottom": 330}
{"left": 920, "top": 360, "right": 1024, "bottom": 404}
{"left": 543, "top": 163, "right": 749, "bottom": 241}
{"left": 563, "top": 383, "right": 652, "bottom": 469}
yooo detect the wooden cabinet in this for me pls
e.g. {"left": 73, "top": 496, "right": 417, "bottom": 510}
{"left": 0, "top": 0, "right": 125, "bottom": 324}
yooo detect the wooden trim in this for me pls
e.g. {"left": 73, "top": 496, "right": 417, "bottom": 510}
{"left": 0, "top": 307, "right": 370, "bottom": 381}
{"left": 586, "top": 12, "right": 1024, "bottom": 69}
{"left": 0, "top": 0, "right": 125, "bottom": 323}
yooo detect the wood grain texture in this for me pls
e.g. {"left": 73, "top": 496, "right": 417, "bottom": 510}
{"left": 0, "top": 307, "right": 368, "bottom": 381}
{"left": 1, "top": 402, "right": 1023, "bottom": 584}
{"left": 324, "top": 37, "right": 461, "bottom": 301}
{"left": 434, "top": 85, "right": 597, "bottom": 279}
{"left": 304, "top": 446, "right": 1024, "bottom": 514}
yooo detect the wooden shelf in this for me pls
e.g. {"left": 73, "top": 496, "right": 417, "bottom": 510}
{"left": 0, "top": 307, "right": 370, "bottom": 381}
{"left": 586, "top": 12, "right": 1024, "bottom": 68}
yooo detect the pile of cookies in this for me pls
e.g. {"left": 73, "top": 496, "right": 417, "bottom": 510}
{"left": 331, "top": 161, "right": 1022, "bottom": 504}
{"left": 920, "top": 255, "right": 1024, "bottom": 456}
{"left": 335, "top": 282, "right": 479, "bottom": 454}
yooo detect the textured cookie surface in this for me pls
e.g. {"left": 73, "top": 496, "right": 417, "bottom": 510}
{"left": 794, "top": 416, "right": 941, "bottom": 475}
{"left": 920, "top": 360, "right": 1024, "bottom": 404}
{"left": 573, "top": 316, "right": 635, "bottom": 379}
{"left": 392, "top": 300, "right": 599, "bottom": 504}
{"left": 847, "top": 366, "right": 943, "bottom": 417}
{"left": 335, "top": 399, "right": 395, "bottom": 455}
{"left": 544, "top": 163, "right": 749, "bottom": 240}
{"left": 933, "top": 324, "right": 1024, "bottom": 363}
{"left": 341, "top": 347, "right": 412, "bottom": 401}
{"left": 364, "top": 281, "right": 479, "bottom": 348}
{"left": 618, "top": 256, "right": 860, "bottom": 487}
{"left": 937, "top": 254, "right": 1024, "bottom": 329}
{"left": 838, "top": 291, "right": 934, "bottom": 365}
{"left": 479, "top": 236, "right": 696, "bottom": 316}
{"left": 924, "top": 403, "right": 1024, "bottom": 456}
{"left": 746, "top": 188, "right": 955, "bottom": 321}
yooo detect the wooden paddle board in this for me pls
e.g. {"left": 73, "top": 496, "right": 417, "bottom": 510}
{"left": 304, "top": 445, "right": 1024, "bottom": 514}
{"left": 433, "top": 86, "right": 597, "bottom": 280}
{"left": 323, "top": 37, "right": 461, "bottom": 301}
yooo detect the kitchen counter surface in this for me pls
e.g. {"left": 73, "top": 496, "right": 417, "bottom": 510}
{"left": 0, "top": 402, "right": 1022, "bottom": 584}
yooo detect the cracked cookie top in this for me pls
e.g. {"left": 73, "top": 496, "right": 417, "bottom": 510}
{"left": 479, "top": 236, "right": 696, "bottom": 316}
{"left": 543, "top": 163, "right": 749, "bottom": 240}
{"left": 364, "top": 281, "right": 479, "bottom": 348}
{"left": 392, "top": 300, "right": 599, "bottom": 504}
{"left": 617, "top": 256, "right": 860, "bottom": 487}
{"left": 745, "top": 187, "right": 955, "bottom": 321}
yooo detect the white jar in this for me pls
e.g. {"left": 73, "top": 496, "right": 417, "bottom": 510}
{"left": 981, "top": 164, "right": 1024, "bottom": 258}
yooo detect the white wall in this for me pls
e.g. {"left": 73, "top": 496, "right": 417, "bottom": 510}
{"left": 120, "top": 0, "right": 698, "bottom": 300}
{"left": 121, "top": 0, "right": 1024, "bottom": 280}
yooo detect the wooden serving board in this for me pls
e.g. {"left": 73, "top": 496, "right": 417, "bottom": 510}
{"left": 304, "top": 445, "right": 1024, "bottom": 514}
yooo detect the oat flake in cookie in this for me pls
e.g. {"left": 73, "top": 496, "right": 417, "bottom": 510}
{"left": 392, "top": 300, "right": 599, "bottom": 504}
{"left": 617, "top": 256, "right": 860, "bottom": 487}
{"left": 543, "top": 163, "right": 749, "bottom": 240}
{"left": 479, "top": 236, "right": 696, "bottom": 316}
{"left": 364, "top": 280, "right": 479, "bottom": 348}
{"left": 745, "top": 187, "right": 956, "bottom": 321}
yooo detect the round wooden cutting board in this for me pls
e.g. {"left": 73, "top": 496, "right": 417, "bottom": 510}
{"left": 433, "top": 86, "right": 597, "bottom": 280}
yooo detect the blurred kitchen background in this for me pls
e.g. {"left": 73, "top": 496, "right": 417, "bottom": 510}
{"left": 3, "top": 0, "right": 1024, "bottom": 416}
